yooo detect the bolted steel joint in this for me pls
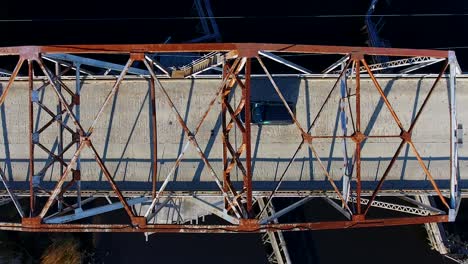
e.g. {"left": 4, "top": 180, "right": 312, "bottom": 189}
{"left": 352, "top": 214, "right": 365, "bottom": 221}
{"left": 19, "top": 47, "right": 40, "bottom": 60}
{"left": 237, "top": 48, "right": 259, "bottom": 58}
{"left": 187, "top": 132, "right": 196, "bottom": 140}
{"left": 400, "top": 131, "right": 412, "bottom": 142}
{"left": 351, "top": 132, "right": 366, "bottom": 143}
{"left": 302, "top": 133, "right": 313, "bottom": 144}
{"left": 350, "top": 52, "right": 364, "bottom": 60}
{"left": 130, "top": 53, "right": 145, "bottom": 61}
{"left": 131, "top": 216, "right": 147, "bottom": 227}
{"left": 239, "top": 219, "right": 260, "bottom": 231}
{"left": 80, "top": 135, "right": 91, "bottom": 145}
{"left": 22, "top": 217, "right": 42, "bottom": 227}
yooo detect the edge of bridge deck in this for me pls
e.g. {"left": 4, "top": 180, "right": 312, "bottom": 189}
{"left": 0, "top": 43, "right": 450, "bottom": 58}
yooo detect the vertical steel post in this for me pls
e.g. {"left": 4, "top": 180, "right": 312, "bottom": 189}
{"left": 28, "top": 60, "right": 35, "bottom": 216}
{"left": 149, "top": 68, "right": 158, "bottom": 199}
{"left": 340, "top": 62, "right": 350, "bottom": 203}
{"left": 75, "top": 63, "right": 82, "bottom": 209}
{"left": 355, "top": 59, "right": 362, "bottom": 215}
{"left": 243, "top": 58, "right": 253, "bottom": 213}
{"left": 448, "top": 51, "right": 459, "bottom": 216}
{"left": 55, "top": 62, "right": 64, "bottom": 212}
{"left": 221, "top": 62, "right": 229, "bottom": 208}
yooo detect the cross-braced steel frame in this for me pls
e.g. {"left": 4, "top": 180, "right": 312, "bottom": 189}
{"left": 0, "top": 43, "right": 461, "bottom": 233}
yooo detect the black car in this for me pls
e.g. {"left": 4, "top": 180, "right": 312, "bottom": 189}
{"left": 240, "top": 101, "right": 295, "bottom": 125}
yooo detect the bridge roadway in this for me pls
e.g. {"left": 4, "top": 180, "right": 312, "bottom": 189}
{"left": 0, "top": 75, "right": 466, "bottom": 196}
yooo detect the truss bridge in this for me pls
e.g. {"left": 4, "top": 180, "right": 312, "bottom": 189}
{"left": 0, "top": 43, "right": 464, "bottom": 238}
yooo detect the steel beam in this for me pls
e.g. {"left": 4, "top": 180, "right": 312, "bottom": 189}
{"left": 146, "top": 197, "right": 171, "bottom": 223}
{"left": 322, "top": 55, "right": 349, "bottom": 74}
{"left": 0, "top": 169, "right": 24, "bottom": 217}
{"left": 323, "top": 197, "right": 351, "bottom": 219}
{"left": 399, "top": 196, "right": 445, "bottom": 214}
{"left": 259, "top": 51, "right": 312, "bottom": 74}
{"left": 449, "top": 51, "right": 461, "bottom": 220}
{"left": 0, "top": 44, "right": 449, "bottom": 58}
{"left": 192, "top": 197, "right": 240, "bottom": 225}
{"left": 16, "top": 215, "right": 449, "bottom": 233}
{"left": 259, "top": 197, "right": 314, "bottom": 224}
{"left": 44, "top": 197, "right": 148, "bottom": 224}
{"left": 44, "top": 54, "right": 149, "bottom": 76}
{"left": 0, "top": 43, "right": 458, "bottom": 232}
{"left": 258, "top": 198, "right": 292, "bottom": 264}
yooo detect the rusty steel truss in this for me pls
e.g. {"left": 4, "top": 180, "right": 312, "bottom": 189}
{"left": 0, "top": 43, "right": 461, "bottom": 233}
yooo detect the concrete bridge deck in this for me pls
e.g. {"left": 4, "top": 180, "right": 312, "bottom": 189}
{"left": 0, "top": 75, "right": 465, "bottom": 194}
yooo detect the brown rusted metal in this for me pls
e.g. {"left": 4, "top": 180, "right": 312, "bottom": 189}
{"left": 36, "top": 57, "right": 84, "bottom": 133}
{"left": 87, "top": 58, "right": 133, "bottom": 136}
{"left": 89, "top": 141, "right": 137, "bottom": 221}
{"left": 38, "top": 142, "right": 86, "bottom": 218}
{"left": 408, "top": 60, "right": 449, "bottom": 133}
{"left": 257, "top": 58, "right": 353, "bottom": 217}
{"left": 217, "top": 57, "right": 253, "bottom": 215}
{"left": 257, "top": 55, "right": 355, "bottom": 214}
{"left": 355, "top": 59, "right": 362, "bottom": 215}
{"left": 257, "top": 56, "right": 307, "bottom": 136}
{"left": 407, "top": 141, "right": 450, "bottom": 209}
{"left": 244, "top": 57, "right": 253, "bottom": 213}
{"left": 0, "top": 44, "right": 450, "bottom": 58}
{"left": 361, "top": 59, "right": 404, "bottom": 131}
{"left": 142, "top": 59, "right": 244, "bottom": 218}
{"left": 13, "top": 214, "right": 448, "bottom": 233}
{"left": 362, "top": 58, "right": 451, "bottom": 216}
{"left": 364, "top": 140, "right": 406, "bottom": 216}
{"left": 0, "top": 58, "right": 24, "bottom": 107}
{"left": 28, "top": 60, "right": 35, "bottom": 217}
{"left": 221, "top": 60, "right": 249, "bottom": 211}
{"left": 307, "top": 143, "right": 351, "bottom": 212}
{"left": 149, "top": 70, "right": 158, "bottom": 200}
{"left": 222, "top": 62, "right": 229, "bottom": 209}
{"left": 0, "top": 43, "right": 455, "bottom": 232}
{"left": 310, "top": 58, "right": 353, "bottom": 132}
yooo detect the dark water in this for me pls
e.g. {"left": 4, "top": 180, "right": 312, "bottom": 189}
{"left": 90, "top": 198, "right": 455, "bottom": 264}
{"left": 3, "top": 0, "right": 468, "bottom": 263}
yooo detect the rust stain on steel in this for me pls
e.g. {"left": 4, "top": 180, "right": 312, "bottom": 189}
{"left": 408, "top": 60, "right": 449, "bottom": 133}
{"left": 355, "top": 59, "right": 362, "bottom": 215}
{"left": 0, "top": 43, "right": 450, "bottom": 58}
{"left": 142, "top": 59, "right": 244, "bottom": 218}
{"left": 0, "top": 43, "right": 455, "bottom": 232}
{"left": 362, "top": 59, "right": 405, "bottom": 131}
{"left": 89, "top": 142, "right": 137, "bottom": 221}
{"left": 149, "top": 74, "right": 158, "bottom": 200}
{"left": 28, "top": 60, "right": 35, "bottom": 216}
{"left": 9, "top": 215, "right": 449, "bottom": 233}
{"left": 408, "top": 141, "right": 451, "bottom": 209}
{"left": 364, "top": 140, "right": 407, "bottom": 216}
{"left": 242, "top": 58, "right": 253, "bottom": 213}
{"left": 362, "top": 59, "right": 451, "bottom": 215}
{"left": 0, "top": 58, "right": 24, "bottom": 106}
